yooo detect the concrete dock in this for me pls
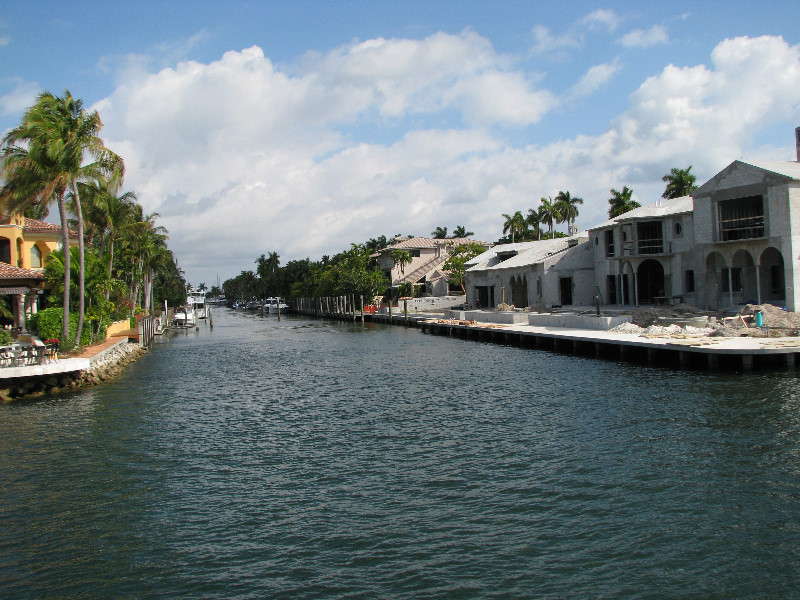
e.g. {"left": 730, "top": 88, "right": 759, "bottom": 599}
{"left": 297, "top": 307, "right": 800, "bottom": 371}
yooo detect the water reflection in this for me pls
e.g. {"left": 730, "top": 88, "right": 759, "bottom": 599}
{"left": 2, "top": 309, "right": 799, "bottom": 598}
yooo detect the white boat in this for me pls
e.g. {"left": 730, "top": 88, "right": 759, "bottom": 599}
{"left": 187, "top": 289, "right": 207, "bottom": 319}
{"left": 216, "top": 296, "right": 227, "bottom": 306}
{"left": 264, "top": 297, "right": 288, "bottom": 313}
{"left": 173, "top": 306, "right": 196, "bottom": 328}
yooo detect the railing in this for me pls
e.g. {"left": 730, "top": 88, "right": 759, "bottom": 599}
{"left": 637, "top": 237, "right": 663, "bottom": 255}
{"left": 719, "top": 215, "right": 765, "bottom": 241}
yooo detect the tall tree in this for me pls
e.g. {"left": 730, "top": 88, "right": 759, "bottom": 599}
{"left": 662, "top": 166, "right": 697, "bottom": 199}
{"left": 538, "top": 197, "right": 563, "bottom": 239}
{"left": 431, "top": 226, "right": 448, "bottom": 239}
{"left": 555, "top": 190, "right": 583, "bottom": 234}
{"left": 608, "top": 186, "right": 640, "bottom": 218}
{"left": 502, "top": 211, "right": 527, "bottom": 243}
{"left": 450, "top": 225, "right": 474, "bottom": 238}
{"left": 443, "top": 242, "right": 486, "bottom": 294}
{"left": 526, "top": 208, "right": 542, "bottom": 240}
{"left": 1, "top": 90, "right": 121, "bottom": 345}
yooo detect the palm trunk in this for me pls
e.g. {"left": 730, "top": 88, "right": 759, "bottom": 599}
{"left": 57, "top": 192, "right": 71, "bottom": 344}
{"left": 106, "top": 237, "right": 114, "bottom": 302}
{"left": 73, "top": 181, "right": 85, "bottom": 346}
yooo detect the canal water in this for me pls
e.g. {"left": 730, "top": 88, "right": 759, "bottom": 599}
{"left": 1, "top": 309, "right": 799, "bottom": 598}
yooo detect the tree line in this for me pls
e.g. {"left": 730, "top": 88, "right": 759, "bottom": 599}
{"left": 498, "top": 166, "right": 697, "bottom": 243}
{"left": 0, "top": 90, "right": 185, "bottom": 349}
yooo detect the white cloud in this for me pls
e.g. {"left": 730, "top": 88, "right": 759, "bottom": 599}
{"left": 96, "top": 34, "right": 800, "bottom": 284}
{"left": 0, "top": 79, "right": 39, "bottom": 117}
{"left": 567, "top": 61, "right": 622, "bottom": 99}
{"left": 582, "top": 9, "right": 620, "bottom": 33}
{"left": 619, "top": 25, "right": 669, "bottom": 48}
{"left": 530, "top": 24, "right": 581, "bottom": 56}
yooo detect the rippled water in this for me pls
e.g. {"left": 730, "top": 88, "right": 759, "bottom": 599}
{"left": 1, "top": 309, "right": 799, "bottom": 598}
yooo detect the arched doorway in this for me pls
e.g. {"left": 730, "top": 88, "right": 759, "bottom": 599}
{"left": 731, "top": 249, "right": 757, "bottom": 305}
{"left": 637, "top": 259, "right": 664, "bottom": 304}
{"left": 759, "top": 247, "right": 785, "bottom": 304}
{"left": 705, "top": 252, "right": 727, "bottom": 310}
{"left": 620, "top": 261, "right": 634, "bottom": 305}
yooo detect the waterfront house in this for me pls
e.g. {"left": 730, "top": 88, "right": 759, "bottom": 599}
{"left": 377, "top": 236, "right": 490, "bottom": 296}
{"left": 588, "top": 195, "right": 695, "bottom": 307}
{"left": 465, "top": 234, "right": 593, "bottom": 308}
{"left": 0, "top": 214, "right": 77, "bottom": 328}
{"left": 464, "top": 151, "right": 800, "bottom": 312}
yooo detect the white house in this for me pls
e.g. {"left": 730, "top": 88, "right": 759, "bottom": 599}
{"left": 464, "top": 153, "right": 800, "bottom": 312}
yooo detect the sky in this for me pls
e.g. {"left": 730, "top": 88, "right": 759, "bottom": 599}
{"left": 2, "top": 1, "right": 800, "bottom": 286}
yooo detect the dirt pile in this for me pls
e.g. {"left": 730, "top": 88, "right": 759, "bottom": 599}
{"left": 629, "top": 303, "right": 706, "bottom": 327}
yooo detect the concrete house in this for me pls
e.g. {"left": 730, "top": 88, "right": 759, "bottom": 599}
{"left": 588, "top": 195, "right": 696, "bottom": 307}
{"left": 464, "top": 234, "right": 594, "bottom": 308}
{"left": 464, "top": 149, "right": 800, "bottom": 312}
{"left": 691, "top": 160, "right": 800, "bottom": 311}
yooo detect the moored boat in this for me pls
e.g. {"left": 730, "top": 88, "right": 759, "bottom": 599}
{"left": 264, "top": 297, "right": 288, "bottom": 313}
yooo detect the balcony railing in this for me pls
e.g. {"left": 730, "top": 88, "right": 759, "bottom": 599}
{"left": 637, "top": 237, "right": 663, "bottom": 255}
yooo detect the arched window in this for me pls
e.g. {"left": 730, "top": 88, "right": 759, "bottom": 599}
{"left": 30, "top": 245, "right": 42, "bottom": 268}
{"left": 0, "top": 238, "right": 10, "bottom": 264}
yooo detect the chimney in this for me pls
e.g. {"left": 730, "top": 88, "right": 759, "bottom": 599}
{"left": 796, "top": 126, "right": 800, "bottom": 162}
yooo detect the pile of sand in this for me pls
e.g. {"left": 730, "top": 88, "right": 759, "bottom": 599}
{"left": 740, "top": 304, "right": 800, "bottom": 329}
{"left": 629, "top": 303, "right": 705, "bottom": 327}
{"left": 609, "top": 322, "right": 645, "bottom": 334}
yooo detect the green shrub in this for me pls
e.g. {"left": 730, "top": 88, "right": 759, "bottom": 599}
{"left": 28, "top": 307, "right": 102, "bottom": 351}
{"left": 0, "top": 329, "right": 11, "bottom": 345}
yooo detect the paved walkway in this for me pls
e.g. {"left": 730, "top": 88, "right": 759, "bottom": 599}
{"left": 72, "top": 334, "right": 131, "bottom": 359}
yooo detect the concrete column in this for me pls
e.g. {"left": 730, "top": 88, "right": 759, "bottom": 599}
{"left": 728, "top": 268, "right": 734, "bottom": 308}
{"left": 634, "top": 273, "right": 639, "bottom": 307}
{"left": 741, "top": 354, "right": 753, "bottom": 371}
{"left": 14, "top": 293, "right": 25, "bottom": 330}
{"left": 755, "top": 265, "right": 762, "bottom": 305}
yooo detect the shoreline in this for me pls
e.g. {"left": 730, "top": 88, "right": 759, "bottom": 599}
{"left": 0, "top": 340, "right": 148, "bottom": 402}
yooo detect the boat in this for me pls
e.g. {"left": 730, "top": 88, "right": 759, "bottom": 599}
{"left": 172, "top": 306, "right": 196, "bottom": 328}
{"left": 246, "top": 298, "right": 261, "bottom": 310}
{"left": 187, "top": 289, "right": 207, "bottom": 319}
{"left": 216, "top": 296, "right": 227, "bottom": 306}
{"left": 264, "top": 297, "right": 288, "bottom": 314}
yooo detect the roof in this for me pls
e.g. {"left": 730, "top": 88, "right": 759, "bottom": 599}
{"left": 0, "top": 214, "right": 70, "bottom": 235}
{"left": 383, "top": 237, "right": 488, "bottom": 250}
{"left": 467, "top": 235, "right": 587, "bottom": 271}
{"left": 587, "top": 196, "right": 693, "bottom": 231}
{"left": 740, "top": 160, "right": 800, "bottom": 180}
{"left": 0, "top": 263, "right": 45, "bottom": 281}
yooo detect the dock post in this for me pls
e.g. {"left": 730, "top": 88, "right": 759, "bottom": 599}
{"left": 707, "top": 354, "right": 719, "bottom": 369}
{"left": 741, "top": 354, "right": 753, "bottom": 371}
{"left": 360, "top": 295, "right": 364, "bottom": 323}
{"left": 786, "top": 353, "right": 796, "bottom": 368}
{"left": 678, "top": 350, "right": 687, "bottom": 368}
{"left": 404, "top": 300, "right": 408, "bottom": 325}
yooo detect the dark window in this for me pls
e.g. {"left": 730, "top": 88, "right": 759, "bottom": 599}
{"left": 674, "top": 222, "right": 683, "bottom": 236}
{"left": 0, "top": 239, "right": 9, "bottom": 264}
{"left": 771, "top": 265, "right": 784, "bottom": 295}
{"left": 606, "top": 275, "right": 617, "bottom": 304}
{"left": 637, "top": 221, "right": 663, "bottom": 254}
{"left": 604, "top": 230, "right": 615, "bottom": 257}
{"left": 719, "top": 195, "right": 764, "bottom": 241}
{"left": 721, "top": 268, "right": 743, "bottom": 292}
{"left": 410, "top": 250, "right": 420, "bottom": 257}
{"left": 684, "top": 270, "right": 695, "bottom": 293}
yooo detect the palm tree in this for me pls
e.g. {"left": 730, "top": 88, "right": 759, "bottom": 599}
{"left": 662, "top": 166, "right": 697, "bottom": 199}
{"left": 501, "top": 211, "right": 527, "bottom": 243}
{"left": 538, "top": 197, "right": 563, "bottom": 239}
{"left": 432, "top": 226, "right": 448, "bottom": 239}
{"left": 555, "top": 190, "right": 583, "bottom": 234}
{"left": 526, "top": 208, "right": 542, "bottom": 240}
{"left": 1, "top": 90, "right": 121, "bottom": 345}
{"left": 80, "top": 176, "right": 138, "bottom": 300}
{"left": 608, "top": 186, "right": 640, "bottom": 218}
{"left": 450, "top": 225, "right": 474, "bottom": 238}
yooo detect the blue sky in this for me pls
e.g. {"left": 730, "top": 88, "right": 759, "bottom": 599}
{"left": 2, "top": 1, "right": 800, "bottom": 286}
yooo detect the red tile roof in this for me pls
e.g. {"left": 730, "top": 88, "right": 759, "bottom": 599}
{"left": 0, "top": 214, "right": 71, "bottom": 235}
{"left": 0, "top": 263, "right": 44, "bottom": 281}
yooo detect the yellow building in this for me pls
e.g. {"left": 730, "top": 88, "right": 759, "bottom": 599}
{"left": 0, "top": 214, "right": 77, "bottom": 329}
